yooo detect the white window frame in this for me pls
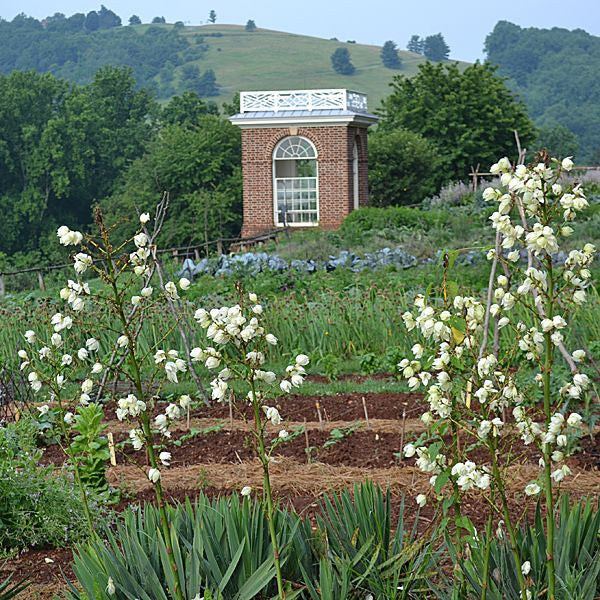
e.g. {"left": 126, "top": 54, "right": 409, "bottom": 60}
{"left": 352, "top": 139, "right": 359, "bottom": 210}
{"left": 272, "top": 136, "right": 319, "bottom": 227}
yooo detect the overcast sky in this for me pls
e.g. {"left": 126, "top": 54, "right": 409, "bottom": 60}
{"left": 4, "top": 1, "right": 600, "bottom": 62}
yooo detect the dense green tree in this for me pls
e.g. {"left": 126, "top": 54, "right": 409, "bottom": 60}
{"left": 381, "top": 40, "right": 402, "bottom": 69}
{"left": 222, "top": 92, "right": 241, "bottom": 116}
{"left": 101, "top": 116, "right": 241, "bottom": 247}
{"left": 379, "top": 62, "right": 535, "bottom": 182}
{"left": 422, "top": 33, "right": 450, "bottom": 61}
{"left": 485, "top": 21, "right": 600, "bottom": 161}
{"left": 181, "top": 65, "right": 219, "bottom": 96}
{"left": 128, "top": 15, "right": 141, "bottom": 25}
{"left": 407, "top": 35, "right": 423, "bottom": 54}
{"left": 162, "top": 91, "right": 219, "bottom": 127}
{"left": 0, "top": 67, "right": 156, "bottom": 258}
{"left": 368, "top": 128, "right": 444, "bottom": 206}
{"left": 208, "top": 10, "right": 217, "bottom": 23}
{"left": 152, "top": 16, "right": 166, "bottom": 24}
{"left": 97, "top": 5, "right": 121, "bottom": 29}
{"left": 331, "top": 47, "right": 355, "bottom": 75}
{"left": 66, "top": 13, "right": 86, "bottom": 31}
{"left": 197, "top": 69, "right": 218, "bottom": 96}
{"left": 0, "top": 16, "right": 188, "bottom": 96}
{"left": 84, "top": 11, "right": 100, "bottom": 31}
{"left": 245, "top": 20, "right": 257, "bottom": 32}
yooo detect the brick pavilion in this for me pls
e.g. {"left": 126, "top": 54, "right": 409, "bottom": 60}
{"left": 229, "top": 89, "right": 378, "bottom": 237}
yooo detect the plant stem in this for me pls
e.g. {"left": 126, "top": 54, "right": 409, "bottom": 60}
{"left": 250, "top": 379, "right": 285, "bottom": 599}
{"left": 103, "top": 234, "right": 184, "bottom": 600}
{"left": 490, "top": 451, "right": 527, "bottom": 599}
{"left": 481, "top": 493, "right": 494, "bottom": 600}
{"left": 542, "top": 258, "right": 556, "bottom": 600}
{"left": 450, "top": 407, "right": 466, "bottom": 595}
{"left": 56, "top": 399, "right": 96, "bottom": 539}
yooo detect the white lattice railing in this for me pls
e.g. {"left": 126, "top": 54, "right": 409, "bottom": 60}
{"left": 240, "top": 89, "right": 369, "bottom": 114}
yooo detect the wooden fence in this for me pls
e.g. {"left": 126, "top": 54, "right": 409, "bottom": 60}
{"left": 0, "top": 229, "right": 282, "bottom": 295}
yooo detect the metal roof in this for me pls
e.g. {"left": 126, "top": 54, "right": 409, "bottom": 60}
{"left": 230, "top": 109, "right": 379, "bottom": 120}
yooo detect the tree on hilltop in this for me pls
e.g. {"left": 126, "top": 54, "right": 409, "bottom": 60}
{"left": 245, "top": 19, "right": 257, "bottom": 32}
{"left": 128, "top": 14, "right": 141, "bottom": 25}
{"left": 331, "top": 47, "right": 355, "bottom": 75}
{"left": 98, "top": 5, "right": 121, "bottom": 28}
{"left": 423, "top": 33, "right": 450, "bottom": 61}
{"left": 381, "top": 40, "right": 402, "bottom": 69}
{"left": 208, "top": 10, "right": 217, "bottom": 23}
{"left": 84, "top": 11, "right": 100, "bottom": 31}
{"left": 407, "top": 35, "right": 423, "bottom": 54}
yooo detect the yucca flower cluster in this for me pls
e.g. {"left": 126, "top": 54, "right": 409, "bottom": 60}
{"left": 192, "top": 293, "right": 308, "bottom": 441}
{"left": 398, "top": 155, "right": 594, "bottom": 600}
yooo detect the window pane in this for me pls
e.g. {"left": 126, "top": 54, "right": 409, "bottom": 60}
{"left": 275, "top": 175, "right": 318, "bottom": 225}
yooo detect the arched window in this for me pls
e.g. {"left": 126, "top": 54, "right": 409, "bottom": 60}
{"left": 273, "top": 136, "right": 318, "bottom": 226}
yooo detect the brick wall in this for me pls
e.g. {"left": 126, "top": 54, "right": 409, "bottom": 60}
{"left": 240, "top": 124, "right": 371, "bottom": 237}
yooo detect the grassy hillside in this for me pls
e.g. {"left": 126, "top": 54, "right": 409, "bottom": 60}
{"left": 171, "top": 24, "right": 467, "bottom": 110}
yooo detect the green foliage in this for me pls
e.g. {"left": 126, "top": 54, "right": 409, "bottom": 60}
{"left": 379, "top": 62, "right": 536, "bottom": 182}
{"left": 67, "top": 485, "right": 438, "bottom": 599}
{"left": 331, "top": 47, "right": 356, "bottom": 75}
{"left": 128, "top": 15, "right": 141, "bottom": 25}
{"left": 67, "top": 494, "right": 314, "bottom": 600}
{"left": 533, "top": 123, "right": 579, "bottom": 160}
{"left": 0, "top": 67, "right": 156, "bottom": 258}
{"left": 69, "top": 403, "right": 110, "bottom": 495}
{"left": 181, "top": 65, "right": 219, "bottom": 97}
{"left": 0, "top": 417, "right": 93, "bottom": 554}
{"left": 368, "top": 128, "right": 444, "bottom": 205}
{"left": 318, "top": 353, "right": 342, "bottom": 381}
{"left": 448, "top": 496, "right": 600, "bottom": 599}
{"left": 101, "top": 114, "right": 241, "bottom": 248}
{"left": 422, "top": 33, "right": 450, "bottom": 61}
{"left": 485, "top": 21, "right": 600, "bottom": 162}
{"left": 381, "top": 41, "right": 402, "bottom": 69}
{"left": 0, "top": 14, "right": 190, "bottom": 94}
{"left": 208, "top": 10, "right": 217, "bottom": 24}
{"left": 245, "top": 20, "right": 257, "bottom": 32}
{"left": 315, "top": 483, "right": 439, "bottom": 598}
{"left": 162, "top": 92, "right": 219, "bottom": 127}
{"left": 359, "top": 352, "right": 380, "bottom": 374}
{"left": 322, "top": 425, "right": 361, "bottom": 448}
{"left": 0, "top": 574, "right": 28, "bottom": 600}
{"left": 340, "top": 206, "right": 449, "bottom": 239}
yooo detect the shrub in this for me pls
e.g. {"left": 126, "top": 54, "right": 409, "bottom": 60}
{"left": 368, "top": 129, "right": 444, "bottom": 206}
{"left": 0, "top": 417, "right": 93, "bottom": 554}
{"left": 340, "top": 206, "right": 449, "bottom": 240}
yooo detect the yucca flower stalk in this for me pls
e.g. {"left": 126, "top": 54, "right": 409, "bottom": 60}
{"left": 20, "top": 203, "right": 198, "bottom": 600}
{"left": 192, "top": 285, "right": 309, "bottom": 600}
{"left": 399, "top": 154, "right": 594, "bottom": 600}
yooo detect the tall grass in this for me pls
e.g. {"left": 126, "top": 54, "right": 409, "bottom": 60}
{"left": 1, "top": 283, "right": 598, "bottom": 379}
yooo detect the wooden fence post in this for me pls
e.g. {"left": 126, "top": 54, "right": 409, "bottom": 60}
{"left": 216, "top": 240, "right": 223, "bottom": 255}
{"left": 37, "top": 271, "right": 46, "bottom": 292}
{"left": 0, "top": 275, "right": 4, "bottom": 296}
